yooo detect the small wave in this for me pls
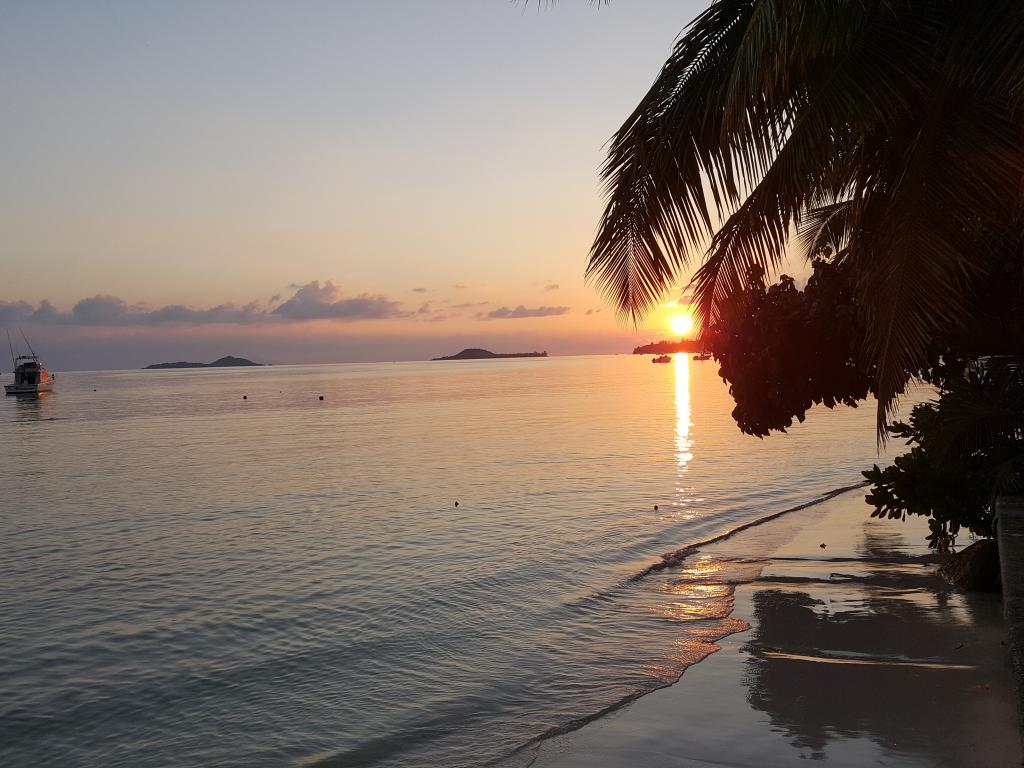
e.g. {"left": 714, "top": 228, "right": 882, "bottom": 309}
{"left": 564, "top": 482, "right": 866, "bottom": 612}
{"left": 628, "top": 482, "right": 867, "bottom": 582}
{"left": 500, "top": 482, "right": 867, "bottom": 767}
{"left": 491, "top": 617, "right": 750, "bottom": 768}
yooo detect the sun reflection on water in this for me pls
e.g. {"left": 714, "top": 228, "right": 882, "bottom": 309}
{"left": 674, "top": 353, "right": 693, "bottom": 468}
{"left": 657, "top": 555, "right": 734, "bottom": 621}
{"left": 673, "top": 353, "right": 695, "bottom": 516}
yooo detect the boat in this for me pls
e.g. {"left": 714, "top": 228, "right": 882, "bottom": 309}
{"left": 5, "top": 332, "right": 54, "bottom": 395}
{"left": 651, "top": 355, "right": 672, "bottom": 363}
{"left": 693, "top": 352, "right": 712, "bottom": 361}
{"left": 5, "top": 355, "right": 55, "bottom": 395}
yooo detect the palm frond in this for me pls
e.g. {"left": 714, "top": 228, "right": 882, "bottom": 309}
{"left": 587, "top": 0, "right": 759, "bottom": 322}
{"left": 856, "top": 86, "right": 1023, "bottom": 435}
{"left": 796, "top": 201, "right": 852, "bottom": 261}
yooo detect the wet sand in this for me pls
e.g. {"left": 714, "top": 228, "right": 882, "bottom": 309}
{"left": 525, "top": 491, "right": 1020, "bottom": 767}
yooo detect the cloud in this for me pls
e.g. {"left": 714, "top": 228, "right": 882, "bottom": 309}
{"left": 272, "top": 281, "right": 406, "bottom": 321}
{"left": 61, "top": 295, "right": 266, "bottom": 325}
{"left": 451, "top": 301, "right": 489, "bottom": 310}
{"left": 0, "top": 300, "right": 35, "bottom": 325}
{"left": 407, "top": 300, "right": 459, "bottom": 322}
{"left": 543, "top": 283, "right": 560, "bottom": 292}
{"left": 662, "top": 290, "right": 695, "bottom": 308}
{"left": 31, "top": 300, "right": 60, "bottom": 323}
{"left": 584, "top": 308, "right": 601, "bottom": 316}
{"left": 484, "top": 305, "right": 570, "bottom": 320}
{"left": 3, "top": 281, "right": 408, "bottom": 327}
{"left": 453, "top": 283, "right": 468, "bottom": 290}
{"left": 72, "top": 295, "right": 130, "bottom": 324}
{"left": 143, "top": 302, "right": 265, "bottom": 324}
{"left": 412, "top": 287, "right": 427, "bottom": 293}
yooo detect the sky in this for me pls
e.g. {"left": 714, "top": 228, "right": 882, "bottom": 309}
{"left": 1, "top": 0, "right": 717, "bottom": 370}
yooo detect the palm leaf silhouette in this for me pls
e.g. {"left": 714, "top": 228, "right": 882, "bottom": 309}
{"left": 583, "top": 0, "right": 1024, "bottom": 435}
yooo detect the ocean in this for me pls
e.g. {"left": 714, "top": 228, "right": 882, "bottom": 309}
{"left": 0, "top": 354, "right": 901, "bottom": 767}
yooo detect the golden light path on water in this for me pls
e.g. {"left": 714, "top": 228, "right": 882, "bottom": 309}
{"left": 649, "top": 352, "right": 748, "bottom": 675}
{"left": 674, "top": 353, "right": 694, "bottom": 510}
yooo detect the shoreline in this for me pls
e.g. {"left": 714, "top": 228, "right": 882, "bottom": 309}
{"left": 495, "top": 483, "right": 875, "bottom": 765}
{"left": 628, "top": 482, "right": 869, "bottom": 582}
{"left": 512, "top": 489, "right": 1020, "bottom": 768}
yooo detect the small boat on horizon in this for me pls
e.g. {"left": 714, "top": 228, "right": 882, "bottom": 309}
{"left": 651, "top": 355, "right": 672, "bottom": 364}
{"left": 693, "top": 352, "right": 712, "bottom": 361}
{"left": 5, "top": 331, "right": 54, "bottom": 395}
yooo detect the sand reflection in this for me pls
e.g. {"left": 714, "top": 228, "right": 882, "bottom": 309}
{"left": 740, "top": 526, "right": 1009, "bottom": 763}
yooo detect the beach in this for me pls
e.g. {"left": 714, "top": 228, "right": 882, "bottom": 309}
{"left": 520, "top": 490, "right": 1020, "bottom": 768}
{"left": 6, "top": 1, "right": 1024, "bottom": 765}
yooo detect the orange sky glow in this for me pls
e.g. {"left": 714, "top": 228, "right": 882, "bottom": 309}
{"left": 1, "top": 1, "right": 766, "bottom": 369}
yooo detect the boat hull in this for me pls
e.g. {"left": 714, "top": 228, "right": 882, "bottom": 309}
{"left": 5, "top": 381, "right": 53, "bottom": 395}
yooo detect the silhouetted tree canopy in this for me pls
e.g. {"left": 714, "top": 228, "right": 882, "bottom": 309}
{"left": 705, "top": 259, "right": 1024, "bottom": 547}
{"left": 585, "top": 0, "right": 1024, "bottom": 435}
{"left": 704, "top": 260, "right": 875, "bottom": 437}
{"left": 865, "top": 361, "right": 1024, "bottom": 547}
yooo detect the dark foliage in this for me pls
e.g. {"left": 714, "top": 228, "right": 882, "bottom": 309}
{"left": 706, "top": 258, "right": 1024, "bottom": 548}
{"left": 704, "top": 260, "right": 877, "bottom": 437}
{"left": 864, "top": 362, "right": 1024, "bottom": 548}
{"left": 632, "top": 339, "right": 702, "bottom": 355}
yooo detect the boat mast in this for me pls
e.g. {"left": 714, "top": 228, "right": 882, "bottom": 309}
{"left": 18, "top": 327, "right": 38, "bottom": 361}
{"left": 6, "top": 329, "right": 14, "bottom": 369}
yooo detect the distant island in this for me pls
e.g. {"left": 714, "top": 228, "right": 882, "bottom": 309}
{"left": 432, "top": 348, "right": 548, "bottom": 361}
{"left": 632, "top": 339, "right": 703, "bottom": 355}
{"left": 144, "top": 355, "right": 263, "bottom": 370}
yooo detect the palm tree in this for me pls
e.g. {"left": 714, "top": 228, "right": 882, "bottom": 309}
{"left": 586, "top": 0, "right": 1024, "bottom": 433}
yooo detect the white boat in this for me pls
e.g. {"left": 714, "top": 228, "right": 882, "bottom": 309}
{"left": 5, "top": 332, "right": 54, "bottom": 395}
{"left": 5, "top": 355, "right": 55, "bottom": 395}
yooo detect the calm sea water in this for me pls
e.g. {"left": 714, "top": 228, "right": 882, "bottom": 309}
{"left": 1, "top": 355, "right": 900, "bottom": 767}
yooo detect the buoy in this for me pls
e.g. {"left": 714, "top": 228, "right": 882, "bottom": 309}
{"left": 319, "top": 395, "right": 324, "bottom": 401}
{"left": 819, "top": 543, "right": 826, "bottom": 548}
{"left": 454, "top": 501, "right": 459, "bottom": 507}
{"left": 243, "top": 395, "right": 247, "bottom": 400}
{"left": 654, "top": 505, "right": 659, "bottom": 511}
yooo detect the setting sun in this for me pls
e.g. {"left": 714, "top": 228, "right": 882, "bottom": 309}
{"left": 669, "top": 313, "right": 696, "bottom": 338}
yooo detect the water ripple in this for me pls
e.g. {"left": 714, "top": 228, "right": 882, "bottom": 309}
{"left": 0, "top": 357, "right": 906, "bottom": 767}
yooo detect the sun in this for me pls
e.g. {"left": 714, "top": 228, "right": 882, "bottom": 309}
{"left": 669, "top": 313, "right": 695, "bottom": 338}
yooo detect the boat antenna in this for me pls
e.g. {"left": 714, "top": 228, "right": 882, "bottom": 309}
{"left": 5, "top": 328, "right": 14, "bottom": 369}
{"left": 18, "top": 327, "right": 37, "bottom": 361}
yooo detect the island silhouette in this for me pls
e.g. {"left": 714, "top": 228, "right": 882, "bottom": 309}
{"left": 632, "top": 339, "right": 702, "bottom": 355}
{"left": 432, "top": 348, "right": 548, "bottom": 361}
{"left": 144, "top": 355, "right": 263, "bottom": 370}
